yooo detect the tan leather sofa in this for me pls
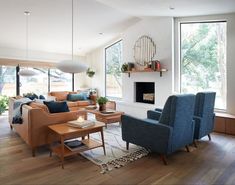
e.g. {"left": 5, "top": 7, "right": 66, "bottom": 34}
{"left": 8, "top": 97, "right": 79, "bottom": 156}
{"left": 48, "top": 91, "right": 97, "bottom": 111}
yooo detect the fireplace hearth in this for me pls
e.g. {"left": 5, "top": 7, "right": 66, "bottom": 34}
{"left": 135, "top": 82, "right": 155, "bottom": 104}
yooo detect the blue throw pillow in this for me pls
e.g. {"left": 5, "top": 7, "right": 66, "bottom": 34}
{"left": 43, "top": 101, "right": 69, "bottom": 113}
{"left": 24, "top": 93, "right": 38, "bottom": 100}
{"left": 39, "top": 95, "right": 46, "bottom": 100}
{"left": 67, "top": 93, "right": 87, "bottom": 101}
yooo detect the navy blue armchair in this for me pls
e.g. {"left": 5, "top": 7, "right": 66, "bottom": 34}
{"left": 193, "top": 92, "right": 216, "bottom": 144}
{"left": 121, "top": 94, "right": 195, "bottom": 164}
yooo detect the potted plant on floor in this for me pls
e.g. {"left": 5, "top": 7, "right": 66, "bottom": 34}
{"left": 97, "top": 96, "right": 108, "bottom": 111}
{"left": 0, "top": 95, "right": 8, "bottom": 115}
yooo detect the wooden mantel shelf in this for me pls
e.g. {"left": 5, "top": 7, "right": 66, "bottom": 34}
{"left": 123, "top": 69, "right": 168, "bottom": 77}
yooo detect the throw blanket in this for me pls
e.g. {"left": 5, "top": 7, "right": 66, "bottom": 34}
{"left": 12, "top": 98, "right": 32, "bottom": 124}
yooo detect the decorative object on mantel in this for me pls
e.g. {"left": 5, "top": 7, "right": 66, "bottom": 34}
{"left": 123, "top": 68, "right": 168, "bottom": 78}
{"left": 18, "top": 11, "right": 36, "bottom": 77}
{"left": 121, "top": 63, "right": 128, "bottom": 72}
{"left": 133, "top": 35, "right": 156, "bottom": 66}
{"left": 128, "top": 62, "right": 135, "bottom": 71}
{"left": 151, "top": 60, "right": 161, "bottom": 71}
{"left": 122, "top": 35, "right": 167, "bottom": 77}
{"left": 86, "top": 68, "right": 95, "bottom": 78}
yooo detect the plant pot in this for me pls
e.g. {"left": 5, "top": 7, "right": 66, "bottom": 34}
{"left": 99, "top": 104, "right": 106, "bottom": 111}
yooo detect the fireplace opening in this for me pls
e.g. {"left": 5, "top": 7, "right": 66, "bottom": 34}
{"left": 135, "top": 82, "right": 155, "bottom": 104}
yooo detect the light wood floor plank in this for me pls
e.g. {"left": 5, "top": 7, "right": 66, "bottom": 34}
{"left": 1, "top": 113, "right": 235, "bottom": 185}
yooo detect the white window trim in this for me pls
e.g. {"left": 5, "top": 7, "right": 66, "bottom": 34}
{"left": 174, "top": 15, "right": 227, "bottom": 110}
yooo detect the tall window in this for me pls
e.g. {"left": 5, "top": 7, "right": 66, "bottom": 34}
{"left": 0, "top": 66, "right": 16, "bottom": 96}
{"left": 20, "top": 67, "right": 48, "bottom": 96}
{"left": 50, "top": 69, "right": 72, "bottom": 92}
{"left": 180, "top": 21, "right": 227, "bottom": 109}
{"left": 105, "top": 40, "right": 123, "bottom": 98}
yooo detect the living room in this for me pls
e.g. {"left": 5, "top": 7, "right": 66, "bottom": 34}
{"left": 1, "top": 0, "right": 235, "bottom": 184}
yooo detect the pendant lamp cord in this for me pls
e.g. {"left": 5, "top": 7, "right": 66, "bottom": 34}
{"left": 72, "top": 0, "right": 74, "bottom": 60}
{"left": 24, "top": 11, "right": 30, "bottom": 61}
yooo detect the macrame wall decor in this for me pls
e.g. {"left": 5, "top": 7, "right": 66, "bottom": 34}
{"left": 133, "top": 35, "right": 156, "bottom": 66}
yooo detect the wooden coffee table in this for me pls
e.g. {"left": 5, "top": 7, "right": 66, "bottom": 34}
{"left": 86, "top": 109, "right": 124, "bottom": 127}
{"left": 48, "top": 121, "right": 106, "bottom": 169}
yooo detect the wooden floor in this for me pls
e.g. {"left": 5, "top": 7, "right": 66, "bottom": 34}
{"left": 1, "top": 113, "right": 235, "bottom": 185}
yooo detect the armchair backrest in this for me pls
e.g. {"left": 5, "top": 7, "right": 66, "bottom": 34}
{"left": 159, "top": 94, "right": 195, "bottom": 152}
{"left": 194, "top": 92, "right": 216, "bottom": 135}
{"left": 159, "top": 94, "right": 195, "bottom": 127}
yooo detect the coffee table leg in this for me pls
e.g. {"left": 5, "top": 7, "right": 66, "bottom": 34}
{"left": 101, "top": 130, "right": 106, "bottom": 155}
{"left": 61, "top": 136, "right": 65, "bottom": 169}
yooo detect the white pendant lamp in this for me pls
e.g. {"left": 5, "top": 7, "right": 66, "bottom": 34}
{"left": 18, "top": 11, "right": 36, "bottom": 77}
{"left": 56, "top": 0, "right": 88, "bottom": 73}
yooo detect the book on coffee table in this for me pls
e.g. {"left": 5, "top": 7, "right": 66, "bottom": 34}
{"left": 67, "top": 120, "right": 95, "bottom": 128}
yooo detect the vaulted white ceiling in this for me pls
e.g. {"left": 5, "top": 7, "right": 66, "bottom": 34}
{"left": 0, "top": 0, "right": 234, "bottom": 58}
{"left": 97, "top": 0, "right": 235, "bottom": 17}
{"left": 0, "top": 0, "right": 139, "bottom": 57}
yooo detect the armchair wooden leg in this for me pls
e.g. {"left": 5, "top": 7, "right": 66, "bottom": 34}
{"left": 32, "top": 147, "right": 36, "bottom": 157}
{"left": 193, "top": 140, "right": 198, "bottom": 148}
{"left": 126, "top": 142, "right": 129, "bottom": 150}
{"left": 208, "top": 134, "right": 211, "bottom": 141}
{"left": 160, "top": 155, "right": 167, "bottom": 165}
{"left": 10, "top": 125, "right": 13, "bottom": 130}
{"left": 185, "top": 145, "right": 190, "bottom": 152}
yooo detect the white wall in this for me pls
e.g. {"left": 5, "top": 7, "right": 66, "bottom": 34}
{"left": 119, "top": 17, "right": 174, "bottom": 118}
{"left": 85, "top": 47, "right": 105, "bottom": 96}
{"left": 175, "top": 13, "right": 235, "bottom": 115}
{"left": 87, "top": 17, "right": 174, "bottom": 118}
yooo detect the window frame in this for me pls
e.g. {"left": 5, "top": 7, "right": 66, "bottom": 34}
{"left": 0, "top": 65, "right": 74, "bottom": 96}
{"left": 178, "top": 20, "right": 227, "bottom": 110}
{"left": 104, "top": 39, "right": 123, "bottom": 100}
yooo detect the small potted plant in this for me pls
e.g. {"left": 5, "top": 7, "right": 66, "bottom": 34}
{"left": 0, "top": 95, "right": 8, "bottom": 115}
{"left": 121, "top": 63, "right": 128, "bottom": 72}
{"left": 97, "top": 96, "right": 108, "bottom": 111}
{"left": 86, "top": 68, "right": 95, "bottom": 78}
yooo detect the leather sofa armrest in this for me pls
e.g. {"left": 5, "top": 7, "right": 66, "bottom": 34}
{"left": 23, "top": 105, "right": 77, "bottom": 146}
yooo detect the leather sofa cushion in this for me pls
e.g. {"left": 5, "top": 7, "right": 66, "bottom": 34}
{"left": 50, "top": 91, "right": 69, "bottom": 101}
{"left": 77, "top": 101, "right": 90, "bottom": 106}
{"left": 67, "top": 101, "right": 78, "bottom": 107}
{"left": 44, "top": 101, "right": 69, "bottom": 113}
{"left": 30, "top": 102, "right": 50, "bottom": 113}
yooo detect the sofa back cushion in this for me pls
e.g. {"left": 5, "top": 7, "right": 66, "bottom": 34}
{"left": 43, "top": 101, "right": 69, "bottom": 113}
{"left": 50, "top": 91, "right": 69, "bottom": 101}
{"left": 67, "top": 93, "right": 87, "bottom": 101}
{"left": 30, "top": 102, "right": 50, "bottom": 113}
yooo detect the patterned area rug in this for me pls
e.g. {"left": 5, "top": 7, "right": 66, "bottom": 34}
{"left": 80, "top": 121, "right": 149, "bottom": 173}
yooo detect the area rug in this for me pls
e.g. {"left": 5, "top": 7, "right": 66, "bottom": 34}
{"left": 80, "top": 121, "right": 149, "bottom": 174}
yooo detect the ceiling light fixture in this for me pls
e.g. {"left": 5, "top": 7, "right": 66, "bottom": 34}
{"left": 169, "top": 6, "right": 175, "bottom": 10}
{"left": 18, "top": 11, "right": 37, "bottom": 77}
{"left": 56, "top": 0, "right": 88, "bottom": 90}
